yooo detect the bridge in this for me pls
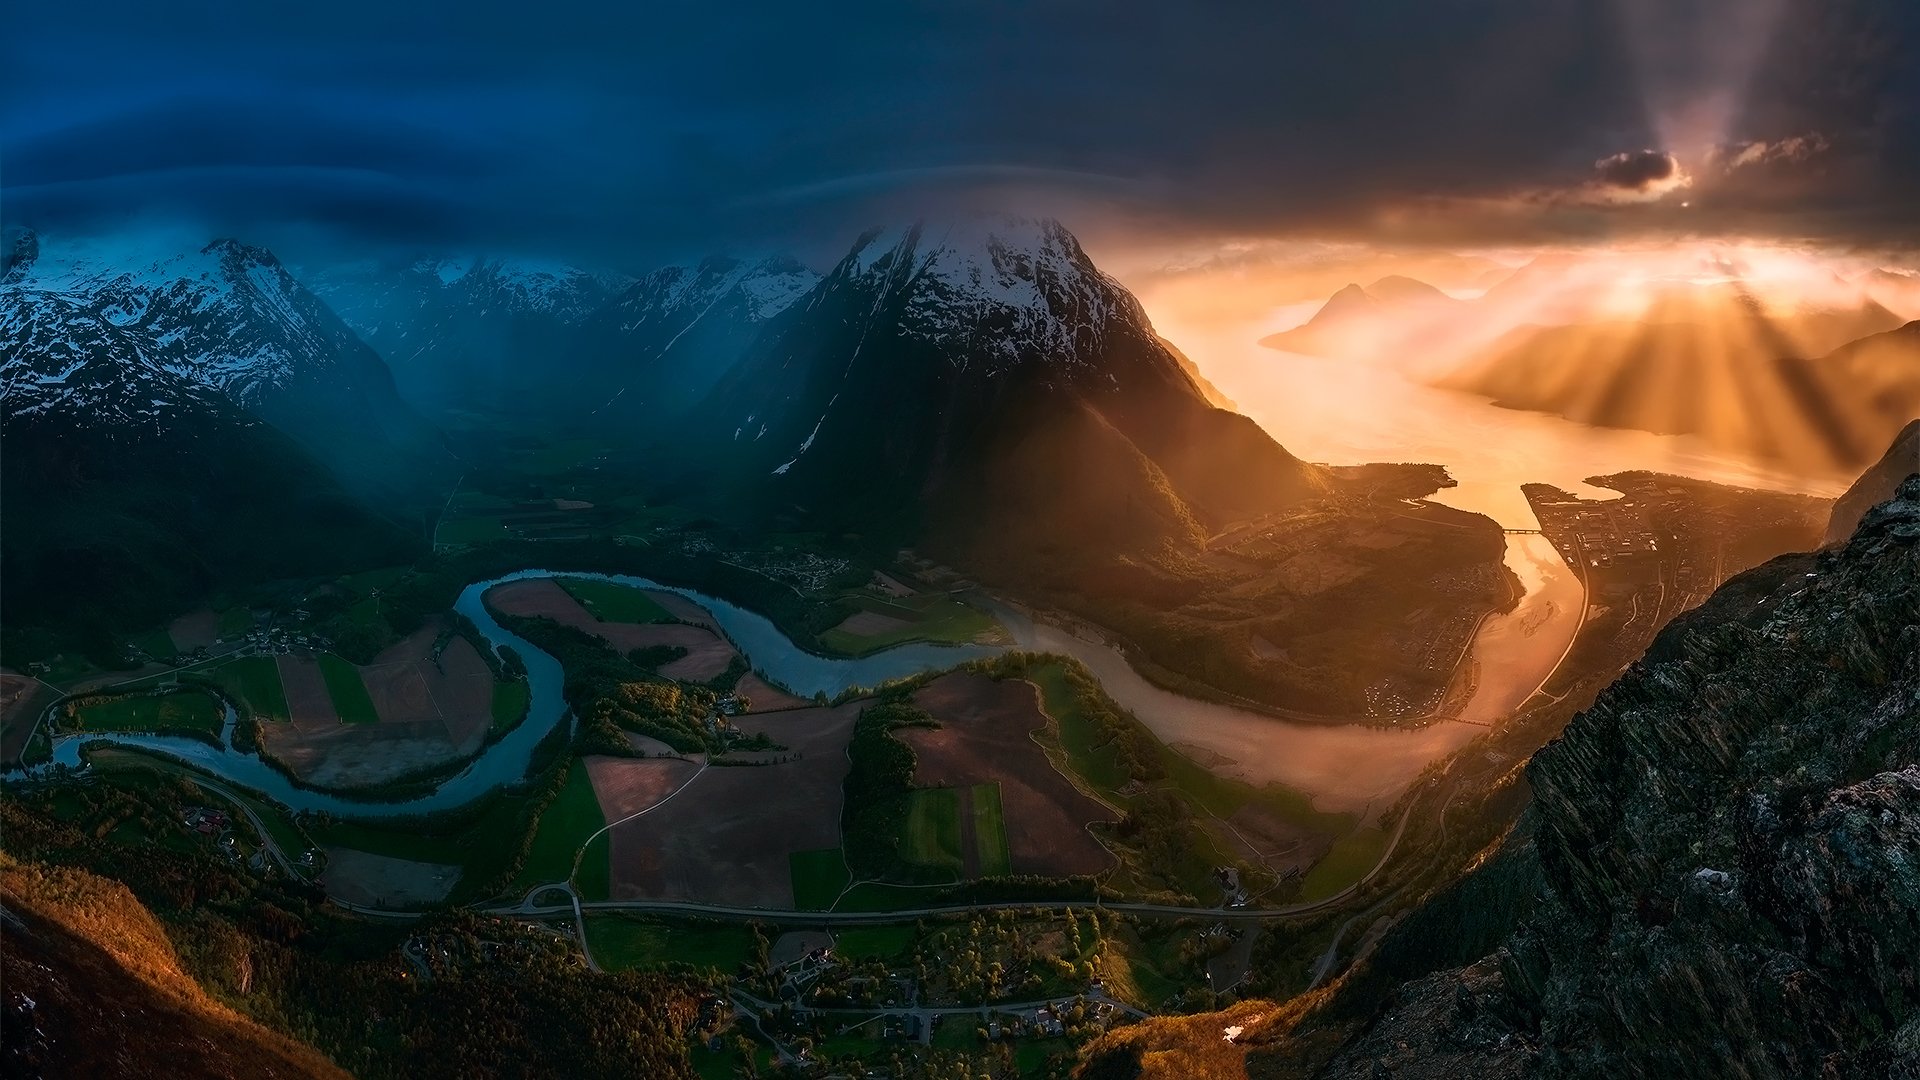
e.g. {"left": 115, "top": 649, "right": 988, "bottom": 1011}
{"left": 1502, "top": 528, "right": 1543, "bottom": 535}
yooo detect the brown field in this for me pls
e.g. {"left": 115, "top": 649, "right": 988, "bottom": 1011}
{"left": 487, "top": 579, "right": 736, "bottom": 681}
{"left": 623, "top": 732, "right": 686, "bottom": 757}
{"left": 648, "top": 589, "right": 720, "bottom": 630}
{"left": 903, "top": 673, "right": 1118, "bottom": 877}
{"left": 168, "top": 609, "right": 222, "bottom": 651}
{"left": 736, "top": 672, "right": 808, "bottom": 712}
{"left": 257, "top": 623, "right": 497, "bottom": 789}
{"left": 360, "top": 627, "right": 494, "bottom": 754}
{"left": 274, "top": 655, "right": 340, "bottom": 725}
{"left": 830, "top": 610, "right": 913, "bottom": 637}
{"left": 0, "top": 675, "right": 57, "bottom": 763}
{"left": 321, "top": 847, "right": 460, "bottom": 908}
{"left": 584, "top": 755, "right": 700, "bottom": 822}
{"left": 606, "top": 703, "right": 861, "bottom": 908}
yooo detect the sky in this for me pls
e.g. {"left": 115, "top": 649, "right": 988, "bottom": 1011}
{"left": 4, "top": 0, "right": 1917, "bottom": 271}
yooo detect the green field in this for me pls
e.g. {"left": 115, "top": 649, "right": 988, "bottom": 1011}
{"left": 435, "top": 515, "right": 512, "bottom": 548}
{"left": 557, "top": 578, "right": 672, "bottom": 624}
{"left": 900, "top": 788, "right": 965, "bottom": 875}
{"left": 576, "top": 830, "right": 611, "bottom": 902}
{"left": 491, "top": 679, "right": 530, "bottom": 734}
{"left": 208, "top": 657, "right": 289, "bottom": 721}
{"left": 131, "top": 628, "right": 178, "bottom": 661}
{"left": 584, "top": 915, "right": 755, "bottom": 973}
{"left": 318, "top": 654, "right": 381, "bottom": 724}
{"left": 511, "top": 758, "right": 607, "bottom": 891}
{"left": 831, "top": 924, "right": 918, "bottom": 961}
{"left": 297, "top": 783, "right": 556, "bottom": 904}
{"left": 970, "top": 783, "right": 1012, "bottom": 877}
{"left": 818, "top": 593, "right": 1000, "bottom": 656}
{"left": 1031, "top": 663, "right": 1129, "bottom": 796}
{"left": 789, "top": 847, "right": 851, "bottom": 910}
{"left": 68, "top": 690, "right": 223, "bottom": 738}
{"left": 831, "top": 881, "right": 941, "bottom": 913}
{"left": 1297, "top": 826, "right": 1391, "bottom": 902}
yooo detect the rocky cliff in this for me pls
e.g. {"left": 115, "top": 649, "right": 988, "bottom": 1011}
{"left": 1829, "top": 419, "right": 1920, "bottom": 544}
{"left": 1291, "top": 478, "right": 1920, "bottom": 1080}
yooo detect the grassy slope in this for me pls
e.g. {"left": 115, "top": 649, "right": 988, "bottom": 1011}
{"left": 0, "top": 855, "right": 352, "bottom": 1080}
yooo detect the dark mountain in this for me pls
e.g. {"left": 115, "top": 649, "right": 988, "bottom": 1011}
{"left": 1440, "top": 312, "right": 1917, "bottom": 474}
{"left": 1828, "top": 417, "right": 1920, "bottom": 543}
{"left": 1259, "top": 275, "right": 1463, "bottom": 359}
{"left": 1215, "top": 477, "right": 1920, "bottom": 1080}
{"left": 0, "top": 299, "right": 415, "bottom": 640}
{"left": 308, "top": 253, "right": 817, "bottom": 424}
{"left": 689, "top": 217, "right": 1327, "bottom": 573}
{"left": 3, "top": 232, "right": 453, "bottom": 501}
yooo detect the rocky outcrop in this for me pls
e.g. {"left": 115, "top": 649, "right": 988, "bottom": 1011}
{"left": 1312, "top": 479, "right": 1920, "bottom": 1080}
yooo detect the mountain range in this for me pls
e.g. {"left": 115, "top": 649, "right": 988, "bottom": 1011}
{"left": 1266, "top": 256, "right": 1920, "bottom": 473}
{"left": 306, "top": 253, "right": 819, "bottom": 422}
{"left": 0, "top": 231, "right": 441, "bottom": 639}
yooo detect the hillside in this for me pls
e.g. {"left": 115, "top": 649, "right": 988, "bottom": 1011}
{"left": 1079, "top": 476, "right": 1920, "bottom": 1078}
{"left": 309, "top": 252, "right": 818, "bottom": 425}
{"left": 0, "top": 308, "right": 417, "bottom": 644}
{"left": 2, "top": 231, "right": 454, "bottom": 501}
{"left": 1259, "top": 276, "right": 1463, "bottom": 360}
{"left": 0, "top": 856, "right": 350, "bottom": 1080}
{"left": 1828, "top": 417, "right": 1920, "bottom": 543}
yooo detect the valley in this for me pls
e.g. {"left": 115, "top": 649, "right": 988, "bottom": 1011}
{"left": 0, "top": 216, "right": 1900, "bottom": 1080}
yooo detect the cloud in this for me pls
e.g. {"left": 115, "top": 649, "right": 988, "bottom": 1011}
{"left": 1, "top": 0, "right": 1915, "bottom": 261}
{"left": 1716, "top": 133, "right": 1832, "bottom": 170}
{"left": 1593, "top": 149, "right": 1682, "bottom": 191}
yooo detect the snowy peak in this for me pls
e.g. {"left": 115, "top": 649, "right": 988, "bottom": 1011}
{"left": 610, "top": 254, "right": 820, "bottom": 329}
{"left": 821, "top": 216, "right": 1151, "bottom": 374}
{"left": 1, "top": 233, "right": 379, "bottom": 413}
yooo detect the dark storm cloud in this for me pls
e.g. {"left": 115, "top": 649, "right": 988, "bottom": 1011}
{"left": 3, "top": 0, "right": 1917, "bottom": 266}
{"left": 1594, "top": 150, "right": 1680, "bottom": 191}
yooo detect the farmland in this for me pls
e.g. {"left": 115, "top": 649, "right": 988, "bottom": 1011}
{"left": 64, "top": 689, "right": 224, "bottom": 739}
{"left": 605, "top": 704, "right": 861, "bottom": 908}
{"left": 486, "top": 578, "right": 736, "bottom": 681}
{"left": 557, "top": 578, "right": 673, "bottom": 624}
{"left": 208, "top": 656, "right": 290, "bottom": 721}
{"left": 901, "top": 673, "right": 1116, "bottom": 878}
{"left": 818, "top": 590, "right": 1003, "bottom": 656}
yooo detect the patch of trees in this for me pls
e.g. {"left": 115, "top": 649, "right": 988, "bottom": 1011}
{"left": 493, "top": 612, "right": 723, "bottom": 755}
{"left": 840, "top": 697, "right": 942, "bottom": 880}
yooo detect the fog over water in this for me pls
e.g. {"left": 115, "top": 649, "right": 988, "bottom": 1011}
{"left": 1012, "top": 294, "right": 1853, "bottom": 815}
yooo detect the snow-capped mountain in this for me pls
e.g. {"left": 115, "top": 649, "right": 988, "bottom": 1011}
{"left": 692, "top": 217, "right": 1324, "bottom": 565}
{"left": 580, "top": 255, "right": 820, "bottom": 414}
{"left": 307, "top": 251, "right": 818, "bottom": 422}
{"left": 2, "top": 230, "right": 450, "bottom": 497}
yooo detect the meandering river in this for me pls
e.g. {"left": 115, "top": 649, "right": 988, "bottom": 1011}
{"left": 28, "top": 317, "right": 1850, "bottom": 820}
